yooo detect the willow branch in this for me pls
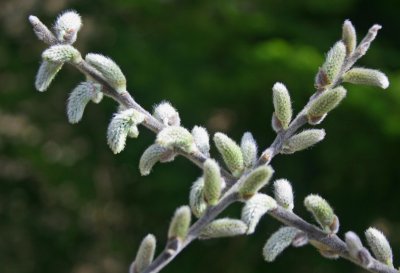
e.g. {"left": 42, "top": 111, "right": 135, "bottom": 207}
{"left": 29, "top": 15, "right": 393, "bottom": 273}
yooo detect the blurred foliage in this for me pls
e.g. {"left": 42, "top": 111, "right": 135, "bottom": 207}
{"left": 0, "top": 0, "right": 400, "bottom": 273}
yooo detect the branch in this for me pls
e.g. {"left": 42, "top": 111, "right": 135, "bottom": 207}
{"left": 269, "top": 207, "right": 398, "bottom": 273}
{"left": 29, "top": 14, "right": 394, "bottom": 273}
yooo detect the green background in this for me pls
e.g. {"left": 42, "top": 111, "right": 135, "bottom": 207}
{"left": 1, "top": 0, "right": 400, "bottom": 273}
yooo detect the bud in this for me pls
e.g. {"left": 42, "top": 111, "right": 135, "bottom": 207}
{"left": 189, "top": 177, "right": 208, "bottom": 218}
{"left": 281, "top": 129, "right": 325, "bottom": 154}
{"left": 319, "top": 249, "right": 340, "bottom": 259}
{"left": 85, "top": 53, "right": 127, "bottom": 93}
{"left": 35, "top": 61, "right": 63, "bottom": 92}
{"left": 342, "top": 67, "right": 389, "bottom": 89}
{"left": 271, "top": 113, "right": 282, "bottom": 132}
{"left": 320, "top": 41, "right": 346, "bottom": 84}
{"left": 168, "top": 206, "right": 191, "bottom": 240}
{"left": 273, "top": 179, "right": 294, "bottom": 210}
{"left": 191, "top": 126, "right": 210, "bottom": 157}
{"left": 365, "top": 227, "right": 393, "bottom": 266}
{"left": 42, "top": 44, "right": 81, "bottom": 64}
{"left": 342, "top": 20, "right": 357, "bottom": 55}
{"left": 238, "top": 165, "right": 274, "bottom": 200}
{"left": 153, "top": 101, "right": 181, "bottom": 126}
{"left": 358, "top": 24, "right": 382, "bottom": 57}
{"left": 139, "top": 144, "right": 175, "bottom": 176}
{"left": 90, "top": 84, "right": 104, "bottom": 103}
{"left": 213, "top": 133, "right": 244, "bottom": 177}
{"left": 53, "top": 10, "right": 82, "bottom": 44}
{"left": 29, "top": 15, "right": 57, "bottom": 44}
{"left": 263, "top": 226, "right": 299, "bottom": 262}
{"left": 107, "top": 109, "right": 145, "bottom": 154}
{"left": 345, "top": 231, "right": 373, "bottom": 267}
{"left": 240, "top": 132, "right": 258, "bottom": 169}
{"left": 292, "top": 231, "right": 309, "bottom": 247}
{"left": 203, "top": 159, "right": 222, "bottom": 206}
{"left": 133, "top": 234, "right": 156, "bottom": 273}
{"left": 272, "top": 82, "right": 292, "bottom": 130}
{"left": 307, "top": 86, "right": 347, "bottom": 121}
{"left": 156, "top": 126, "right": 196, "bottom": 153}
{"left": 199, "top": 218, "right": 247, "bottom": 239}
{"left": 241, "top": 193, "right": 277, "bottom": 234}
{"left": 128, "top": 126, "right": 139, "bottom": 138}
{"left": 304, "top": 194, "right": 338, "bottom": 233}
{"left": 67, "top": 81, "right": 103, "bottom": 124}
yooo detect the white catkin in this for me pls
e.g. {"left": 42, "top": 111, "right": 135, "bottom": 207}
{"left": 107, "top": 109, "right": 144, "bottom": 154}
{"left": 273, "top": 179, "right": 294, "bottom": 210}
{"left": 53, "top": 10, "right": 82, "bottom": 44}
{"left": 241, "top": 193, "right": 277, "bottom": 234}
{"left": 191, "top": 126, "right": 210, "bottom": 156}
{"left": 263, "top": 226, "right": 299, "bottom": 262}
{"left": 35, "top": 61, "right": 63, "bottom": 92}
{"left": 139, "top": 144, "right": 174, "bottom": 176}
{"left": 67, "top": 82, "right": 102, "bottom": 124}
{"left": 153, "top": 101, "right": 181, "bottom": 126}
{"left": 199, "top": 218, "right": 247, "bottom": 239}
{"left": 240, "top": 132, "right": 258, "bottom": 168}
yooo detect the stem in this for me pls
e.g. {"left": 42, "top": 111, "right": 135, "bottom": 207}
{"left": 29, "top": 16, "right": 394, "bottom": 273}
{"left": 141, "top": 192, "right": 238, "bottom": 273}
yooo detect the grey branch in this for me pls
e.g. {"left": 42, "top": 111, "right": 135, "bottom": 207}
{"left": 29, "top": 15, "right": 395, "bottom": 273}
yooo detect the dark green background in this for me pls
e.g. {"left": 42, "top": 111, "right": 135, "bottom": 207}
{"left": 1, "top": 0, "right": 400, "bottom": 273}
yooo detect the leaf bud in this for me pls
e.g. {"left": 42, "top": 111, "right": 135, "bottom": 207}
{"left": 345, "top": 231, "right": 373, "bottom": 267}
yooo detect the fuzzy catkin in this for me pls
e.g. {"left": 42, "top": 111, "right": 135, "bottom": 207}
{"left": 85, "top": 53, "right": 126, "bottom": 92}
{"left": 203, "top": 159, "right": 222, "bottom": 206}
{"left": 199, "top": 218, "right": 247, "bottom": 239}
{"left": 241, "top": 193, "right": 277, "bottom": 234}
{"left": 263, "top": 227, "right": 299, "bottom": 262}
{"left": 272, "top": 82, "right": 292, "bottom": 129}
{"left": 213, "top": 133, "right": 244, "bottom": 177}
{"left": 35, "top": 61, "right": 63, "bottom": 92}
{"left": 342, "top": 67, "right": 389, "bottom": 89}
